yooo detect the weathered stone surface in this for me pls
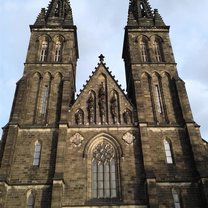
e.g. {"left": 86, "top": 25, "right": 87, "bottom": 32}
{"left": 0, "top": 0, "right": 207, "bottom": 208}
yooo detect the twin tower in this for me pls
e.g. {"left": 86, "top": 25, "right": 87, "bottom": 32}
{"left": 0, "top": 0, "right": 208, "bottom": 207}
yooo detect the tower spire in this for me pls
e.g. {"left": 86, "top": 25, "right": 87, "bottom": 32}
{"left": 127, "top": 0, "right": 166, "bottom": 27}
{"left": 34, "top": 0, "right": 74, "bottom": 27}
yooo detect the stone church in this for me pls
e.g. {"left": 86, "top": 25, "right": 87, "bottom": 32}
{"left": 0, "top": 0, "right": 207, "bottom": 207}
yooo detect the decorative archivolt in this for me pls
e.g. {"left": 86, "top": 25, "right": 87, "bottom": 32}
{"left": 136, "top": 35, "right": 150, "bottom": 43}
{"left": 141, "top": 71, "right": 172, "bottom": 79}
{"left": 37, "top": 34, "right": 52, "bottom": 43}
{"left": 150, "top": 34, "right": 164, "bottom": 43}
{"left": 31, "top": 71, "right": 63, "bottom": 80}
{"left": 52, "top": 34, "right": 65, "bottom": 43}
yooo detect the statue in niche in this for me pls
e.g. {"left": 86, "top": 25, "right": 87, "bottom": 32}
{"left": 111, "top": 93, "right": 118, "bottom": 124}
{"left": 75, "top": 110, "right": 83, "bottom": 125}
{"left": 123, "top": 110, "right": 132, "bottom": 124}
{"left": 98, "top": 83, "right": 106, "bottom": 124}
{"left": 87, "top": 93, "right": 95, "bottom": 124}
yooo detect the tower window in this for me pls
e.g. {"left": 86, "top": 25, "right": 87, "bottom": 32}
{"left": 92, "top": 141, "right": 117, "bottom": 199}
{"left": 54, "top": 41, "right": 62, "bottom": 62}
{"left": 154, "top": 40, "right": 163, "bottom": 62}
{"left": 39, "top": 41, "right": 48, "bottom": 62}
{"left": 33, "top": 142, "right": 41, "bottom": 166}
{"left": 27, "top": 192, "right": 35, "bottom": 208}
{"left": 140, "top": 41, "right": 149, "bottom": 62}
{"left": 163, "top": 139, "right": 173, "bottom": 164}
{"left": 140, "top": 3, "right": 147, "bottom": 17}
{"left": 172, "top": 188, "right": 181, "bottom": 208}
{"left": 155, "top": 84, "right": 163, "bottom": 114}
{"left": 40, "top": 85, "right": 49, "bottom": 115}
{"left": 55, "top": 1, "right": 61, "bottom": 17}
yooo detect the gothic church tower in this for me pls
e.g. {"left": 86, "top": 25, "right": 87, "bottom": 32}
{"left": 0, "top": 0, "right": 207, "bottom": 207}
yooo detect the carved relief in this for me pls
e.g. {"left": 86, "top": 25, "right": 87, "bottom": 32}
{"left": 87, "top": 91, "right": 96, "bottom": 124}
{"left": 70, "top": 133, "right": 84, "bottom": 147}
{"left": 110, "top": 92, "right": 119, "bottom": 124}
{"left": 98, "top": 83, "right": 106, "bottom": 124}
{"left": 123, "top": 109, "right": 132, "bottom": 124}
{"left": 122, "top": 132, "right": 135, "bottom": 145}
{"left": 75, "top": 109, "right": 84, "bottom": 125}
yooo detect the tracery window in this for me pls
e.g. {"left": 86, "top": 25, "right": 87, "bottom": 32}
{"left": 27, "top": 192, "right": 35, "bottom": 208}
{"left": 92, "top": 141, "right": 117, "bottom": 199}
{"left": 172, "top": 188, "right": 181, "bottom": 208}
{"left": 54, "top": 41, "right": 62, "bottom": 62}
{"left": 39, "top": 41, "right": 48, "bottom": 62}
{"left": 33, "top": 142, "right": 41, "bottom": 166}
{"left": 140, "top": 41, "right": 149, "bottom": 62}
{"left": 163, "top": 139, "right": 173, "bottom": 164}
{"left": 154, "top": 40, "right": 163, "bottom": 62}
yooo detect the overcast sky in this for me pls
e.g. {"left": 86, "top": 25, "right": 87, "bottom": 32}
{"left": 0, "top": 0, "right": 207, "bottom": 140}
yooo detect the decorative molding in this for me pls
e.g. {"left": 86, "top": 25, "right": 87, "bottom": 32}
{"left": 122, "top": 132, "right": 135, "bottom": 145}
{"left": 70, "top": 133, "right": 84, "bottom": 147}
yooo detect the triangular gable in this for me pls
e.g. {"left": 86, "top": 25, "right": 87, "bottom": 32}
{"left": 68, "top": 56, "right": 135, "bottom": 126}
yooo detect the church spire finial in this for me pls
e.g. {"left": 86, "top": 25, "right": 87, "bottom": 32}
{"left": 99, "top": 54, "right": 105, "bottom": 63}
{"left": 127, "top": 0, "right": 166, "bottom": 27}
{"left": 34, "top": 0, "right": 74, "bottom": 27}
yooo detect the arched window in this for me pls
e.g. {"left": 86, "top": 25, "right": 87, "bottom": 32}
{"left": 27, "top": 192, "right": 35, "bottom": 208}
{"left": 33, "top": 142, "right": 41, "bottom": 166}
{"left": 155, "top": 84, "right": 163, "bottom": 114}
{"left": 163, "top": 139, "right": 173, "bottom": 164}
{"left": 55, "top": 1, "right": 61, "bottom": 17}
{"left": 92, "top": 141, "right": 117, "bottom": 199}
{"left": 140, "top": 3, "right": 146, "bottom": 17}
{"left": 40, "top": 85, "right": 49, "bottom": 115}
{"left": 39, "top": 41, "right": 48, "bottom": 62}
{"left": 140, "top": 40, "right": 149, "bottom": 62}
{"left": 172, "top": 188, "right": 181, "bottom": 208}
{"left": 54, "top": 41, "right": 62, "bottom": 62}
{"left": 154, "top": 40, "right": 163, "bottom": 62}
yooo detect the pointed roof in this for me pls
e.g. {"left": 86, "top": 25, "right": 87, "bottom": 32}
{"left": 71, "top": 54, "right": 134, "bottom": 111}
{"left": 127, "top": 0, "right": 166, "bottom": 27}
{"left": 33, "top": 0, "right": 74, "bottom": 27}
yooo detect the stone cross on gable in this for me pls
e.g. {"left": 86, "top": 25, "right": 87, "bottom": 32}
{"left": 99, "top": 54, "right": 105, "bottom": 63}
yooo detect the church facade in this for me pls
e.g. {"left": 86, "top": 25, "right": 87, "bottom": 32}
{"left": 0, "top": 0, "right": 208, "bottom": 207}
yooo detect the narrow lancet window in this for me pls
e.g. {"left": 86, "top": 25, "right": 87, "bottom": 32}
{"left": 55, "top": 1, "right": 61, "bottom": 17}
{"left": 172, "top": 188, "right": 181, "bottom": 208}
{"left": 39, "top": 41, "right": 48, "bottom": 62}
{"left": 40, "top": 85, "right": 49, "bottom": 115}
{"left": 33, "top": 142, "right": 41, "bottom": 166}
{"left": 164, "top": 139, "right": 173, "bottom": 164}
{"left": 154, "top": 40, "right": 163, "bottom": 62}
{"left": 92, "top": 141, "right": 118, "bottom": 199}
{"left": 27, "top": 192, "right": 35, "bottom": 208}
{"left": 155, "top": 84, "right": 163, "bottom": 114}
{"left": 140, "top": 41, "right": 149, "bottom": 62}
{"left": 140, "top": 3, "right": 146, "bottom": 17}
{"left": 54, "top": 41, "right": 62, "bottom": 62}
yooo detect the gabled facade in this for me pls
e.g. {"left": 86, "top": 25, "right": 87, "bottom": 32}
{"left": 0, "top": 0, "right": 207, "bottom": 207}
